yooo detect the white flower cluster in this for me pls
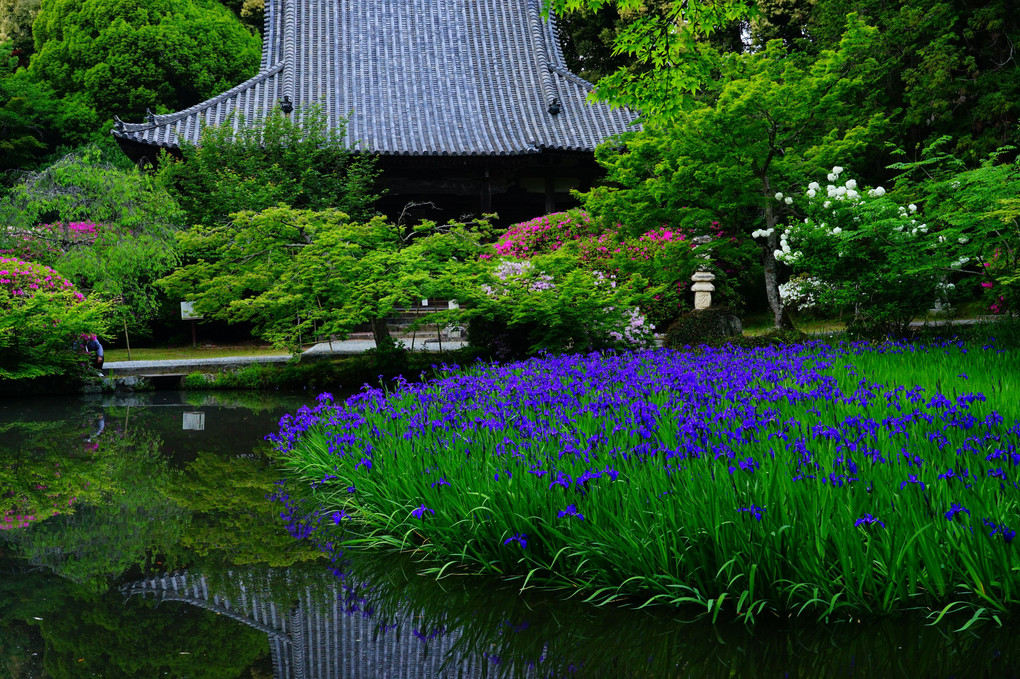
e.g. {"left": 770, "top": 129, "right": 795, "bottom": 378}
{"left": 765, "top": 166, "right": 930, "bottom": 266}
{"left": 778, "top": 276, "right": 826, "bottom": 310}
{"left": 772, "top": 227, "right": 802, "bottom": 264}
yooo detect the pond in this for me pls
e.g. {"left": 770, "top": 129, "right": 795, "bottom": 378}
{"left": 2, "top": 390, "right": 1019, "bottom": 678}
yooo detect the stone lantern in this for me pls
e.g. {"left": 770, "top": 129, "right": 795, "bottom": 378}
{"left": 690, "top": 235, "right": 715, "bottom": 310}
{"left": 691, "top": 271, "right": 716, "bottom": 310}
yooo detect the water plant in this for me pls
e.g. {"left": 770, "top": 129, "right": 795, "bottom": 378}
{"left": 272, "top": 340, "right": 1020, "bottom": 623}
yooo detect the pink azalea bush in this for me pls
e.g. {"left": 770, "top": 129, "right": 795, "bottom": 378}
{"left": 1, "top": 255, "right": 106, "bottom": 380}
{"left": 488, "top": 210, "right": 602, "bottom": 259}
{"left": 2, "top": 221, "right": 102, "bottom": 261}
{"left": 0, "top": 255, "right": 85, "bottom": 301}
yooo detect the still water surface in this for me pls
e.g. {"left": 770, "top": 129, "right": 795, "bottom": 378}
{"left": 2, "top": 391, "right": 1019, "bottom": 678}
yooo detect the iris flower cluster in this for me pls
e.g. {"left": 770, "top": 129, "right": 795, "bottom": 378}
{"left": 273, "top": 340, "right": 1020, "bottom": 615}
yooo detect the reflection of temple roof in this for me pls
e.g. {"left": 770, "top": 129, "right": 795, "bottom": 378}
{"left": 123, "top": 572, "right": 520, "bottom": 679}
{"left": 111, "top": 0, "right": 637, "bottom": 156}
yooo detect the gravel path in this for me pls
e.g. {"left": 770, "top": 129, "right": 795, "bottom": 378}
{"left": 104, "top": 338, "right": 469, "bottom": 374}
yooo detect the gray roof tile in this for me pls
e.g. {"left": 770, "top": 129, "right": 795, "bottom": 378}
{"left": 113, "top": 0, "right": 639, "bottom": 156}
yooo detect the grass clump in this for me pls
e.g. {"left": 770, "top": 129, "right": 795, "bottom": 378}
{"left": 272, "top": 340, "right": 1020, "bottom": 623}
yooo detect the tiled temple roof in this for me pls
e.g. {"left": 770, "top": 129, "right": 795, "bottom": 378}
{"left": 112, "top": 0, "right": 638, "bottom": 157}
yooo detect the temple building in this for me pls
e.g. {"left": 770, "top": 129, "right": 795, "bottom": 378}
{"left": 111, "top": 0, "right": 638, "bottom": 224}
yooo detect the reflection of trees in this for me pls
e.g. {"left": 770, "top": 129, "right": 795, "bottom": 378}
{"left": 168, "top": 450, "right": 323, "bottom": 569}
{"left": 0, "top": 415, "right": 114, "bottom": 531}
{"left": 0, "top": 554, "right": 269, "bottom": 679}
{"left": 3, "top": 426, "right": 188, "bottom": 592}
{"left": 39, "top": 587, "right": 269, "bottom": 679}
{"left": 0, "top": 561, "right": 70, "bottom": 679}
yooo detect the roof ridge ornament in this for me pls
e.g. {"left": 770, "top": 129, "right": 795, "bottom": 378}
{"left": 145, "top": 108, "right": 156, "bottom": 124}
{"left": 548, "top": 97, "right": 561, "bottom": 115}
{"left": 527, "top": 0, "right": 560, "bottom": 120}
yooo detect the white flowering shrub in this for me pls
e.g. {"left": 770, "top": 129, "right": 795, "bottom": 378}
{"left": 778, "top": 275, "right": 827, "bottom": 310}
{"left": 759, "top": 167, "right": 952, "bottom": 337}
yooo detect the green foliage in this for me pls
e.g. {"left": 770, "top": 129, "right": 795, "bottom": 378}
{"left": 465, "top": 246, "right": 655, "bottom": 358}
{"left": 2, "top": 144, "right": 180, "bottom": 228}
{"left": 0, "top": 258, "right": 109, "bottom": 381}
{"left": 28, "top": 0, "right": 260, "bottom": 146}
{"left": 891, "top": 140, "right": 1020, "bottom": 317}
{"left": 663, "top": 308, "right": 743, "bottom": 348}
{"left": 1, "top": 146, "right": 183, "bottom": 334}
{"left": 155, "top": 106, "right": 379, "bottom": 227}
{"left": 0, "top": 40, "right": 58, "bottom": 170}
{"left": 547, "top": 0, "right": 757, "bottom": 120}
{"left": 159, "top": 206, "right": 486, "bottom": 350}
{"left": 555, "top": 4, "right": 636, "bottom": 84}
{"left": 806, "top": 0, "right": 1019, "bottom": 160}
{"left": 578, "top": 22, "right": 890, "bottom": 327}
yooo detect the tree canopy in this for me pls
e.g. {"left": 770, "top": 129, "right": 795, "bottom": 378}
{"left": 158, "top": 206, "right": 487, "bottom": 349}
{"left": 155, "top": 106, "right": 379, "bottom": 227}
{"left": 27, "top": 0, "right": 260, "bottom": 145}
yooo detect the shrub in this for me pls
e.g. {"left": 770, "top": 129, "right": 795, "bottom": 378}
{"left": 662, "top": 308, "right": 742, "bottom": 348}
{"left": 492, "top": 211, "right": 754, "bottom": 334}
{"left": 490, "top": 209, "right": 602, "bottom": 258}
{"left": 466, "top": 251, "right": 655, "bottom": 359}
{"left": 0, "top": 256, "right": 108, "bottom": 380}
{"left": 766, "top": 167, "right": 950, "bottom": 338}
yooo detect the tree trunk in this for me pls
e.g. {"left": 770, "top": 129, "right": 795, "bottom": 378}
{"left": 123, "top": 317, "right": 132, "bottom": 361}
{"left": 761, "top": 175, "right": 793, "bottom": 331}
{"left": 371, "top": 316, "right": 394, "bottom": 349}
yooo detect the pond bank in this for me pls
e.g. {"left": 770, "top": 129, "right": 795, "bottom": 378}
{"left": 92, "top": 338, "right": 476, "bottom": 394}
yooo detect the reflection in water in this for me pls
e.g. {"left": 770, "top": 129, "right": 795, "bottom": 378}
{"left": 125, "top": 571, "right": 496, "bottom": 679}
{"left": 118, "top": 553, "right": 1020, "bottom": 679}
{"left": 3, "top": 391, "right": 1020, "bottom": 678}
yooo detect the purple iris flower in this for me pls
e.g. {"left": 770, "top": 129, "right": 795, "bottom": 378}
{"left": 503, "top": 533, "right": 528, "bottom": 549}
{"left": 945, "top": 503, "right": 970, "bottom": 521}
{"left": 854, "top": 514, "right": 885, "bottom": 528}
{"left": 738, "top": 505, "right": 765, "bottom": 521}
{"left": 411, "top": 504, "right": 434, "bottom": 519}
{"left": 558, "top": 504, "right": 585, "bottom": 521}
